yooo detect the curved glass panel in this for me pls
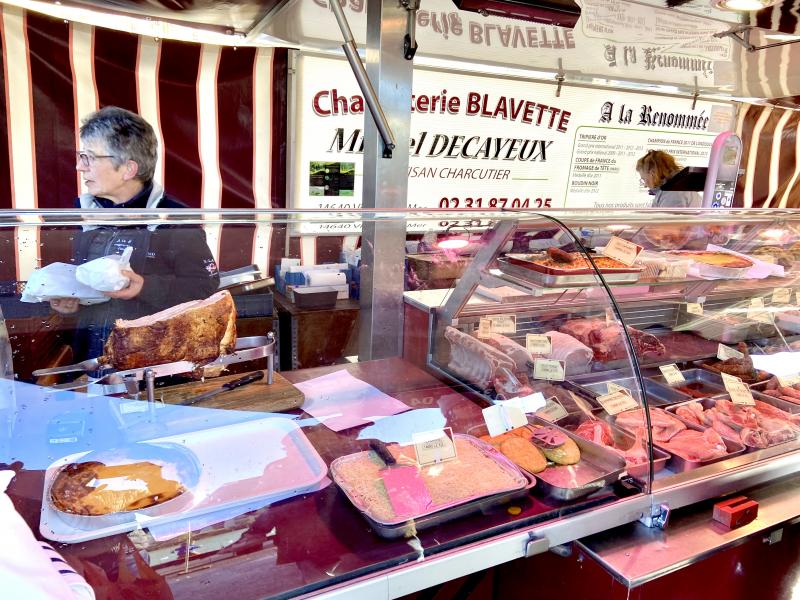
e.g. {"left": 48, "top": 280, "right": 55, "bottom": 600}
{"left": 555, "top": 209, "right": 800, "bottom": 496}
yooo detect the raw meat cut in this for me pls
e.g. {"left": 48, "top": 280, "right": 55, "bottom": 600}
{"left": 543, "top": 331, "right": 593, "bottom": 375}
{"left": 573, "top": 420, "right": 648, "bottom": 467}
{"left": 558, "top": 318, "right": 665, "bottom": 363}
{"left": 615, "top": 408, "right": 685, "bottom": 442}
{"left": 675, "top": 403, "right": 706, "bottom": 427}
{"left": 479, "top": 333, "right": 532, "bottom": 372}
{"left": 670, "top": 398, "right": 798, "bottom": 448}
{"left": 661, "top": 429, "right": 728, "bottom": 462}
{"left": 103, "top": 290, "right": 236, "bottom": 370}
{"left": 445, "top": 326, "right": 514, "bottom": 389}
{"left": 575, "top": 420, "right": 615, "bottom": 447}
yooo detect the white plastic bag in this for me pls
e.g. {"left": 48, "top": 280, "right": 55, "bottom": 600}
{"left": 75, "top": 247, "right": 133, "bottom": 292}
{"left": 20, "top": 263, "right": 108, "bottom": 305}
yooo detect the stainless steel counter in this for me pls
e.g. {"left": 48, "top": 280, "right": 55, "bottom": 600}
{"left": 577, "top": 472, "right": 800, "bottom": 588}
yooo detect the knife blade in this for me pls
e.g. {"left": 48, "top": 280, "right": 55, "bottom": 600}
{"left": 179, "top": 371, "right": 264, "bottom": 406}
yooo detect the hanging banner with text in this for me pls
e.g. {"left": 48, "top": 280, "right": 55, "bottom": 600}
{"left": 293, "top": 54, "right": 733, "bottom": 233}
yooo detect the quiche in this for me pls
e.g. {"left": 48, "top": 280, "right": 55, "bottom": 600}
{"left": 665, "top": 251, "right": 753, "bottom": 269}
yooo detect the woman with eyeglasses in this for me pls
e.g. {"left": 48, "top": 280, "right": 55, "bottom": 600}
{"left": 49, "top": 106, "right": 220, "bottom": 363}
{"left": 635, "top": 149, "right": 701, "bottom": 209}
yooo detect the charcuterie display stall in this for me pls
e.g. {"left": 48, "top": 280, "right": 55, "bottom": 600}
{"left": 3, "top": 208, "right": 800, "bottom": 599}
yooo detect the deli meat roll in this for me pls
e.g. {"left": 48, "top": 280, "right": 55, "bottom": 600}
{"left": 543, "top": 331, "right": 593, "bottom": 375}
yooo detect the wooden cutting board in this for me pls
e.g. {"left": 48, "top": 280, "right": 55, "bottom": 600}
{"left": 159, "top": 370, "right": 304, "bottom": 413}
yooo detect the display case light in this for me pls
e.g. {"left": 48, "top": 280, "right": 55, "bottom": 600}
{"left": 760, "top": 228, "right": 787, "bottom": 240}
{"left": 436, "top": 224, "right": 471, "bottom": 251}
{"left": 606, "top": 224, "right": 632, "bottom": 232}
{"left": 713, "top": 0, "right": 780, "bottom": 11}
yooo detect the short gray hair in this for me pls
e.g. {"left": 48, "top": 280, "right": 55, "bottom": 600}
{"left": 80, "top": 106, "right": 158, "bottom": 182}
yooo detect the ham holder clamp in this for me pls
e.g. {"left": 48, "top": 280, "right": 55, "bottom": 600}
{"left": 39, "top": 334, "right": 276, "bottom": 403}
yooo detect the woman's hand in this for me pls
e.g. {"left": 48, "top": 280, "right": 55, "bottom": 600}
{"left": 50, "top": 297, "right": 80, "bottom": 314}
{"left": 104, "top": 269, "right": 144, "bottom": 300}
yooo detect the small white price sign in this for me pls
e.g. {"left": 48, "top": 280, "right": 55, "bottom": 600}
{"left": 717, "top": 343, "right": 744, "bottom": 361}
{"left": 686, "top": 302, "right": 704, "bottom": 316}
{"left": 605, "top": 307, "right": 615, "bottom": 326}
{"left": 597, "top": 389, "right": 639, "bottom": 415}
{"left": 526, "top": 334, "right": 552, "bottom": 356}
{"left": 536, "top": 397, "right": 569, "bottom": 422}
{"left": 721, "top": 373, "right": 755, "bottom": 406}
{"left": 478, "top": 318, "right": 492, "bottom": 339}
{"left": 488, "top": 315, "right": 517, "bottom": 334}
{"left": 778, "top": 373, "right": 800, "bottom": 387}
{"left": 747, "top": 298, "right": 772, "bottom": 324}
{"left": 533, "top": 358, "right": 566, "bottom": 381}
{"left": 796, "top": 291, "right": 800, "bottom": 306}
{"left": 482, "top": 404, "right": 527, "bottom": 437}
{"left": 659, "top": 364, "right": 686, "bottom": 386}
{"left": 602, "top": 236, "right": 643, "bottom": 266}
{"left": 607, "top": 381, "right": 628, "bottom": 395}
{"left": 772, "top": 288, "right": 791, "bottom": 304}
{"left": 412, "top": 427, "right": 457, "bottom": 466}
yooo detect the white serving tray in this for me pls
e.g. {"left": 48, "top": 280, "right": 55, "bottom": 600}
{"left": 40, "top": 417, "right": 327, "bottom": 543}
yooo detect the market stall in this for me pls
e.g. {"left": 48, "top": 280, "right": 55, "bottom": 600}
{"left": 3, "top": 0, "right": 800, "bottom": 598}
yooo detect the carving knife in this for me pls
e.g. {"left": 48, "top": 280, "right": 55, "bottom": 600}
{"left": 180, "top": 371, "right": 264, "bottom": 406}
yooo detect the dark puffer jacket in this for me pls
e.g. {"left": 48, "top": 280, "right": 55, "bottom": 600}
{"left": 71, "top": 182, "right": 220, "bottom": 361}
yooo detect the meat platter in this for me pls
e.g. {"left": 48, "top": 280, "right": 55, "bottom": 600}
{"left": 609, "top": 407, "right": 746, "bottom": 473}
{"left": 575, "top": 375, "right": 691, "bottom": 407}
{"left": 40, "top": 417, "right": 328, "bottom": 543}
{"left": 329, "top": 435, "right": 533, "bottom": 539}
{"left": 467, "top": 418, "right": 626, "bottom": 501}
{"left": 497, "top": 254, "right": 643, "bottom": 287}
{"left": 556, "top": 413, "right": 671, "bottom": 481}
{"left": 647, "top": 368, "right": 727, "bottom": 399}
{"left": 664, "top": 396, "right": 800, "bottom": 451}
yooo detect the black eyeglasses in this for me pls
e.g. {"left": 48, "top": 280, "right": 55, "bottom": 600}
{"left": 75, "top": 151, "right": 116, "bottom": 168}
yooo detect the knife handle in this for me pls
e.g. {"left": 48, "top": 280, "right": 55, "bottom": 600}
{"left": 369, "top": 440, "right": 397, "bottom": 466}
{"left": 222, "top": 371, "right": 264, "bottom": 390}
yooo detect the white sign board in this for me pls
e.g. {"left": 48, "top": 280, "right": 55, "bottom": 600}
{"left": 293, "top": 54, "right": 730, "bottom": 232}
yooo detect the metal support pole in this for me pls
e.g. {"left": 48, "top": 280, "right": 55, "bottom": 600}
{"left": 330, "top": 0, "right": 397, "bottom": 156}
{"left": 358, "top": 0, "right": 413, "bottom": 361}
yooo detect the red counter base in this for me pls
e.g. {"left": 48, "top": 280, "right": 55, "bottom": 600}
{"left": 400, "top": 520, "right": 800, "bottom": 600}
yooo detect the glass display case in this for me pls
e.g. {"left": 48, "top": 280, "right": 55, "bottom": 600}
{"left": 2, "top": 207, "right": 800, "bottom": 599}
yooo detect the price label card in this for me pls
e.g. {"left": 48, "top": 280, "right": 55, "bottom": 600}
{"left": 721, "top": 373, "right": 755, "bottom": 406}
{"left": 488, "top": 315, "right": 516, "bottom": 334}
{"left": 747, "top": 297, "right": 772, "bottom": 324}
{"left": 772, "top": 288, "right": 791, "bottom": 304}
{"left": 412, "top": 427, "right": 457, "bottom": 466}
{"left": 718, "top": 343, "right": 744, "bottom": 361}
{"left": 533, "top": 358, "right": 566, "bottom": 381}
{"left": 602, "top": 236, "right": 643, "bottom": 266}
{"left": 778, "top": 373, "right": 800, "bottom": 387}
{"left": 796, "top": 291, "right": 800, "bottom": 306}
{"left": 526, "top": 334, "right": 552, "bottom": 356}
{"left": 686, "top": 302, "right": 704, "bottom": 316}
{"left": 605, "top": 307, "right": 615, "bottom": 326}
{"left": 536, "top": 397, "right": 569, "bottom": 422}
{"left": 482, "top": 404, "right": 527, "bottom": 438}
{"left": 498, "top": 392, "right": 546, "bottom": 414}
{"left": 596, "top": 389, "right": 639, "bottom": 415}
{"left": 659, "top": 364, "right": 686, "bottom": 386}
{"left": 607, "top": 381, "right": 628, "bottom": 395}
{"left": 478, "top": 318, "right": 492, "bottom": 339}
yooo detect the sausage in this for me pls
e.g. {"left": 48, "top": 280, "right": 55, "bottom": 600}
{"left": 547, "top": 247, "right": 575, "bottom": 264}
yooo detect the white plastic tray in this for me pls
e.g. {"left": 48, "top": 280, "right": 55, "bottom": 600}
{"left": 40, "top": 417, "right": 327, "bottom": 543}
